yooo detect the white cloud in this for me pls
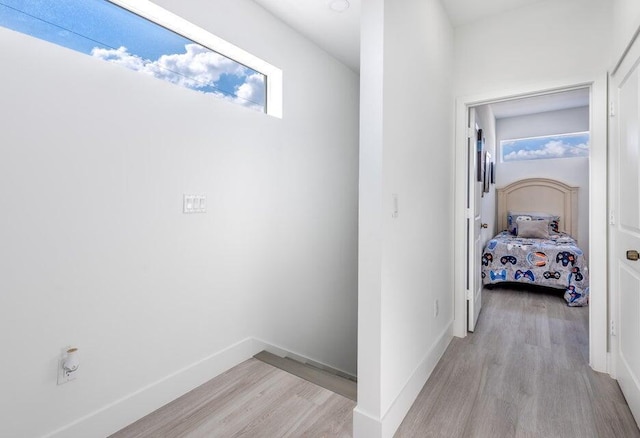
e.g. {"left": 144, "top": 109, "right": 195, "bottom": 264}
{"left": 234, "top": 73, "right": 265, "bottom": 108}
{"left": 91, "top": 46, "right": 146, "bottom": 71}
{"left": 91, "top": 44, "right": 263, "bottom": 109}
{"left": 504, "top": 139, "right": 589, "bottom": 161}
{"left": 205, "top": 73, "right": 265, "bottom": 112}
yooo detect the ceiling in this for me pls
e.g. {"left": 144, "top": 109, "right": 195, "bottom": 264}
{"left": 441, "top": 0, "right": 548, "bottom": 27}
{"left": 252, "top": 0, "right": 361, "bottom": 72}
{"left": 253, "top": 1, "right": 587, "bottom": 118}
{"left": 489, "top": 88, "right": 590, "bottom": 119}
{"left": 252, "top": 1, "right": 587, "bottom": 119}
{"left": 253, "top": 0, "right": 549, "bottom": 73}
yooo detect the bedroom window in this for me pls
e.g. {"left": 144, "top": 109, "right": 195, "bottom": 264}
{"left": 500, "top": 132, "right": 590, "bottom": 163}
{"left": 0, "top": 0, "right": 282, "bottom": 116}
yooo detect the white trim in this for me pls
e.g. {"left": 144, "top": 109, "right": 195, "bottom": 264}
{"left": 612, "top": 23, "right": 640, "bottom": 76}
{"left": 499, "top": 130, "right": 590, "bottom": 144}
{"left": 353, "top": 406, "right": 383, "bottom": 438}
{"left": 353, "top": 321, "right": 453, "bottom": 438}
{"left": 42, "top": 337, "right": 357, "bottom": 438}
{"left": 43, "top": 337, "right": 260, "bottom": 438}
{"left": 380, "top": 321, "right": 453, "bottom": 437}
{"left": 454, "top": 97, "right": 470, "bottom": 338}
{"left": 453, "top": 75, "right": 609, "bottom": 375}
{"left": 608, "top": 72, "right": 619, "bottom": 382}
{"left": 108, "top": 0, "right": 283, "bottom": 118}
{"left": 498, "top": 131, "right": 590, "bottom": 164}
{"left": 588, "top": 74, "right": 609, "bottom": 373}
{"left": 252, "top": 338, "right": 357, "bottom": 381}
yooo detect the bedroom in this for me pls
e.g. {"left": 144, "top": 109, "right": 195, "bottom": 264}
{"left": 472, "top": 88, "right": 591, "bottom": 324}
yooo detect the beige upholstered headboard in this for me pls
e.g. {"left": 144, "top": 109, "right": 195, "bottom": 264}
{"left": 497, "top": 178, "right": 579, "bottom": 237}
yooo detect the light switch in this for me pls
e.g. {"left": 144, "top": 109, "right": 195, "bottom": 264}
{"left": 183, "top": 194, "right": 207, "bottom": 213}
{"left": 392, "top": 194, "right": 399, "bottom": 218}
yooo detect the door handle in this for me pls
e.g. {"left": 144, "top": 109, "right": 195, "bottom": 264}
{"left": 481, "top": 223, "right": 488, "bottom": 229}
{"left": 627, "top": 250, "right": 639, "bottom": 261}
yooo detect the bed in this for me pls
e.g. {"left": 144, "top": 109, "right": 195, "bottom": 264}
{"left": 481, "top": 178, "right": 589, "bottom": 306}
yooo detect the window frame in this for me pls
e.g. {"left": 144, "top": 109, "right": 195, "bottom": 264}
{"left": 108, "top": 0, "right": 283, "bottom": 118}
{"left": 499, "top": 130, "right": 590, "bottom": 163}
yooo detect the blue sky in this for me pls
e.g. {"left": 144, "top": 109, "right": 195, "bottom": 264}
{"left": 0, "top": 0, "right": 265, "bottom": 109}
{"left": 501, "top": 132, "right": 590, "bottom": 162}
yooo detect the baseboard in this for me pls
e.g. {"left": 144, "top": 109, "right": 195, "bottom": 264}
{"left": 381, "top": 320, "right": 453, "bottom": 437}
{"left": 44, "top": 337, "right": 260, "bottom": 438}
{"left": 42, "top": 326, "right": 450, "bottom": 438}
{"left": 252, "top": 337, "right": 357, "bottom": 381}
{"left": 43, "top": 337, "right": 357, "bottom": 438}
{"left": 353, "top": 406, "right": 383, "bottom": 438}
{"left": 353, "top": 320, "right": 453, "bottom": 438}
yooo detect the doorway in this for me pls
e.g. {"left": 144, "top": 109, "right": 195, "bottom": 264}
{"left": 453, "top": 77, "right": 609, "bottom": 373}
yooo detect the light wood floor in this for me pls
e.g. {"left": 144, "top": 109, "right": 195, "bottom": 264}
{"left": 112, "top": 285, "right": 640, "bottom": 438}
{"left": 110, "top": 358, "right": 355, "bottom": 438}
{"left": 395, "top": 285, "right": 640, "bottom": 438}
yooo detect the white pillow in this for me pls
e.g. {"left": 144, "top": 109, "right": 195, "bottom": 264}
{"left": 517, "top": 218, "right": 550, "bottom": 239}
{"left": 507, "top": 211, "right": 561, "bottom": 235}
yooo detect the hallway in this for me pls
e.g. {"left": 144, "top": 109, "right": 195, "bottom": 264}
{"left": 395, "top": 286, "right": 640, "bottom": 437}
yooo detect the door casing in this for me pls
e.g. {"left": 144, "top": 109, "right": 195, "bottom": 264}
{"left": 467, "top": 108, "right": 483, "bottom": 332}
{"left": 452, "top": 75, "right": 609, "bottom": 374}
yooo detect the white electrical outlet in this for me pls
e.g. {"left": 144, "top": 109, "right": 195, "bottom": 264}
{"left": 57, "top": 346, "right": 79, "bottom": 385}
{"left": 434, "top": 299, "right": 439, "bottom": 317}
{"left": 57, "top": 358, "right": 71, "bottom": 385}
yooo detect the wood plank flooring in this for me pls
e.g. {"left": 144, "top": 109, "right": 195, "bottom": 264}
{"left": 395, "top": 285, "right": 640, "bottom": 438}
{"left": 112, "top": 285, "right": 640, "bottom": 438}
{"left": 109, "top": 358, "right": 355, "bottom": 438}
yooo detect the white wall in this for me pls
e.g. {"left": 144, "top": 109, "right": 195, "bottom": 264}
{"left": 452, "top": 0, "right": 611, "bottom": 363}
{"left": 454, "top": 0, "right": 612, "bottom": 97}
{"left": 156, "top": 0, "right": 360, "bottom": 378}
{"left": 496, "top": 107, "right": 590, "bottom": 259}
{"left": 355, "top": 0, "right": 454, "bottom": 436}
{"left": 0, "top": 0, "right": 359, "bottom": 435}
{"left": 613, "top": 0, "right": 640, "bottom": 66}
{"left": 475, "top": 105, "right": 498, "bottom": 244}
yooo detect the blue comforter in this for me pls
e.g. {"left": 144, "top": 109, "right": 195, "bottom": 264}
{"left": 481, "top": 231, "right": 589, "bottom": 306}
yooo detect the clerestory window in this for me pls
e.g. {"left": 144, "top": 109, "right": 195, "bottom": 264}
{"left": 0, "top": 0, "right": 282, "bottom": 116}
{"left": 500, "top": 132, "right": 590, "bottom": 162}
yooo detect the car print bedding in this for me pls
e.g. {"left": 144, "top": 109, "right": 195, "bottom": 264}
{"left": 481, "top": 231, "right": 589, "bottom": 306}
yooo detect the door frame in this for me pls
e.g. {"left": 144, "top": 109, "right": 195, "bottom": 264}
{"left": 452, "top": 74, "right": 609, "bottom": 373}
{"left": 467, "top": 108, "right": 483, "bottom": 332}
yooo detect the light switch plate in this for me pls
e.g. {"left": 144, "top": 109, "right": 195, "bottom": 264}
{"left": 183, "top": 194, "right": 206, "bottom": 213}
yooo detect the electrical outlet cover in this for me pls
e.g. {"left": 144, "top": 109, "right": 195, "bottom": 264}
{"left": 57, "top": 347, "right": 78, "bottom": 385}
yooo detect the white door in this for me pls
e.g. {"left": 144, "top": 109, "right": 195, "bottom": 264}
{"left": 611, "top": 48, "right": 640, "bottom": 425}
{"left": 467, "top": 108, "right": 483, "bottom": 332}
